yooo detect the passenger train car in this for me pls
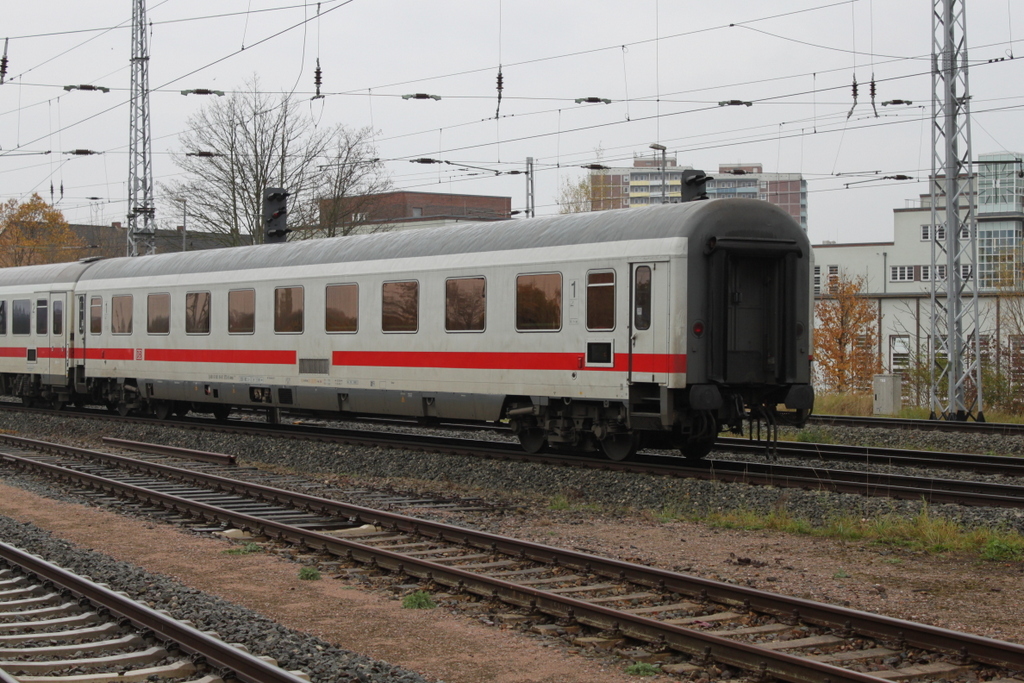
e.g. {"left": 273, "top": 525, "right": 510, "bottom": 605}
{"left": 0, "top": 199, "right": 814, "bottom": 460}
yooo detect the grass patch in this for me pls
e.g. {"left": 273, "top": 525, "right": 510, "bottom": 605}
{"left": 548, "top": 494, "right": 571, "bottom": 511}
{"left": 813, "top": 392, "right": 873, "bottom": 416}
{"left": 298, "top": 566, "right": 321, "bottom": 581}
{"left": 794, "top": 427, "right": 834, "bottom": 444}
{"left": 402, "top": 590, "right": 437, "bottom": 609}
{"left": 833, "top": 569, "right": 851, "bottom": 578}
{"left": 625, "top": 662, "right": 660, "bottom": 676}
{"left": 222, "top": 542, "right": 263, "bottom": 555}
{"left": 703, "top": 504, "right": 1024, "bottom": 562}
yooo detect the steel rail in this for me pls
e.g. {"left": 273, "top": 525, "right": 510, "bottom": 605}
{"left": 0, "top": 541, "right": 307, "bottom": 683}
{"left": 102, "top": 436, "right": 236, "bottom": 465}
{"left": 808, "top": 414, "right": 1024, "bottom": 436}
{"left": 0, "top": 450, "right": 889, "bottom": 683}
{"left": 3, "top": 436, "right": 1024, "bottom": 674}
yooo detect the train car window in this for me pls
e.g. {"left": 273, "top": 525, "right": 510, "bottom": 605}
{"left": 185, "top": 292, "right": 211, "bottom": 334}
{"left": 274, "top": 286, "right": 304, "bottom": 333}
{"left": 90, "top": 297, "right": 102, "bottom": 334}
{"left": 516, "top": 273, "right": 561, "bottom": 331}
{"left": 147, "top": 293, "right": 170, "bottom": 335}
{"left": 325, "top": 284, "right": 358, "bottom": 333}
{"left": 586, "top": 271, "right": 615, "bottom": 331}
{"left": 228, "top": 289, "right": 255, "bottom": 334}
{"left": 382, "top": 280, "right": 418, "bottom": 333}
{"left": 634, "top": 266, "right": 652, "bottom": 331}
{"left": 0, "top": 301, "right": 6, "bottom": 335}
{"left": 36, "top": 299, "right": 48, "bottom": 335}
{"left": 53, "top": 300, "right": 63, "bottom": 336}
{"left": 445, "top": 277, "right": 486, "bottom": 332}
{"left": 12, "top": 300, "right": 30, "bottom": 335}
{"left": 111, "top": 295, "right": 133, "bottom": 335}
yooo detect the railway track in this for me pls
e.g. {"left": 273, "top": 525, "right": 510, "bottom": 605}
{"left": 0, "top": 539, "right": 308, "bottom": 683}
{"left": 3, "top": 402, "right": 1024, "bottom": 509}
{"left": 808, "top": 414, "right": 1024, "bottom": 436}
{"left": 2, "top": 434, "right": 1024, "bottom": 682}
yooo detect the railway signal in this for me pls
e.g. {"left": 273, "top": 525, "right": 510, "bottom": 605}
{"left": 263, "top": 188, "right": 290, "bottom": 244}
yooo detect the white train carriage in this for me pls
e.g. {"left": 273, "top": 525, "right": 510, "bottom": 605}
{"left": 0, "top": 200, "right": 814, "bottom": 460}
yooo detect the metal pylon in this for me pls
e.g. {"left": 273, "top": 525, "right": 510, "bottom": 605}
{"left": 928, "top": 0, "right": 983, "bottom": 421}
{"left": 128, "top": 0, "right": 155, "bottom": 256}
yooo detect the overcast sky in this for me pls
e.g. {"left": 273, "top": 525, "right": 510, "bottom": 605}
{"left": 2, "top": 0, "right": 1022, "bottom": 246}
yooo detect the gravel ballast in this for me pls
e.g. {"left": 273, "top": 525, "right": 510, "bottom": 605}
{"left": 2, "top": 410, "right": 1024, "bottom": 536}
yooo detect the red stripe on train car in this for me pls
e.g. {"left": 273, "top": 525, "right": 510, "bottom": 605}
{"left": 145, "top": 348, "right": 297, "bottom": 365}
{"left": 0, "top": 347, "right": 27, "bottom": 358}
{"left": 37, "top": 347, "right": 67, "bottom": 359}
{"left": 331, "top": 350, "right": 686, "bottom": 373}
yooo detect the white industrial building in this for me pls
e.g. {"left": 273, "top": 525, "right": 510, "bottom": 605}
{"left": 811, "top": 153, "right": 1024, "bottom": 403}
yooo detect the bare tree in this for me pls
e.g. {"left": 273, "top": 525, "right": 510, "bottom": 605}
{"left": 162, "top": 77, "right": 388, "bottom": 245}
{"left": 556, "top": 174, "right": 592, "bottom": 214}
{"left": 297, "top": 126, "right": 392, "bottom": 239}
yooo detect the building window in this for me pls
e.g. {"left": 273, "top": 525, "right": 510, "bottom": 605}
{"left": 890, "top": 335, "right": 911, "bottom": 371}
{"left": 411, "top": 207, "right": 422, "bottom": 217}
{"left": 147, "top": 293, "right": 170, "bottom": 335}
{"left": 228, "top": 289, "right": 255, "bottom": 334}
{"left": 90, "top": 297, "right": 102, "bottom": 334}
{"left": 12, "top": 299, "right": 30, "bottom": 335}
{"left": 516, "top": 273, "right": 561, "bottom": 331}
{"left": 185, "top": 292, "right": 211, "bottom": 334}
{"left": 827, "top": 265, "right": 840, "bottom": 293}
{"left": 586, "top": 270, "right": 615, "bottom": 331}
{"left": 383, "top": 281, "right": 418, "bottom": 332}
{"left": 111, "top": 295, "right": 133, "bottom": 335}
{"left": 326, "top": 284, "right": 358, "bottom": 333}
{"left": 274, "top": 286, "right": 304, "bottom": 333}
{"left": 890, "top": 266, "right": 914, "bottom": 282}
{"left": 813, "top": 266, "right": 821, "bottom": 295}
{"left": 445, "top": 277, "right": 486, "bottom": 332}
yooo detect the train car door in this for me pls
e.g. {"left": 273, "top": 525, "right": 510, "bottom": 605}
{"left": 42, "top": 292, "right": 69, "bottom": 386}
{"left": 628, "top": 262, "right": 670, "bottom": 383}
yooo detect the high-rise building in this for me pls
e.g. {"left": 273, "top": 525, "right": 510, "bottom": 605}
{"left": 589, "top": 156, "right": 808, "bottom": 230}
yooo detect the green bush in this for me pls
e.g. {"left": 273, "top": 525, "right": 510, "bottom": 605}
{"left": 402, "top": 590, "right": 437, "bottom": 609}
{"left": 625, "top": 662, "right": 660, "bottom": 676}
{"left": 981, "top": 537, "right": 1024, "bottom": 562}
{"left": 298, "top": 566, "right": 322, "bottom": 581}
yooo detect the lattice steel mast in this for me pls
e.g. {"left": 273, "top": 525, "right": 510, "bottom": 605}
{"left": 128, "top": 0, "right": 156, "bottom": 256}
{"left": 929, "top": 0, "right": 983, "bottom": 421}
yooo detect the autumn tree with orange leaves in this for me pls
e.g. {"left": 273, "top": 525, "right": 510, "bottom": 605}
{"left": 0, "top": 194, "right": 85, "bottom": 268}
{"left": 814, "top": 271, "right": 882, "bottom": 393}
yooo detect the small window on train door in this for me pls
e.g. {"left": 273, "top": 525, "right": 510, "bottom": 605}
{"left": 185, "top": 292, "right": 211, "bottom": 334}
{"left": 274, "top": 286, "right": 304, "bottom": 334}
{"left": 147, "top": 293, "right": 170, "bottom": 335}
{"left": 90, "top": 297, "right": 102, "bottom": 334}
{"left": 445, "top": 277, "right": 486, "bottom": 332}
{"left": 52, "top": 299, "right": 63, "bottom": 336}
{"left": 326, "top": 284, "right": 358, "bottom": 333}
{"left": 634, "top": 266, "right": 652, "bottom": 331}
{"left": 228, "top": 289, "right": 255, "bottom": 334}
{"left": 516, "top": 273, "right": 561, "bottom": 331}
{"left": 111, "top": 295, "right": 133, "bottom": 335}
{"left": 0, "top": 301, "right": 6, "bottom": 335}
{"left": 36, "top": 299, "right": 48, "bottom": 336}
{"left": 382, "top": 281, "right": 418, "bottom": 333}
{"left": 586, "top": 270, "right": 615, "bottom": 331}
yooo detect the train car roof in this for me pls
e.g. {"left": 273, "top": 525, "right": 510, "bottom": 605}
{"left": 0, "top": 200, "right": 804, "bottom": 285}
{"left": 0, "top": 259, "right": 96, "bottom": 288}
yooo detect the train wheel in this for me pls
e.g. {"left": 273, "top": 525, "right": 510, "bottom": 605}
{"left": 211, "top": 404, "right": 231, "bottom": 421}
{"left": 153, "top": 401, "right": 173, "bottom": 420}
{"left": 600, "top": 433, "right": 639, "bottom": 461}
{"left": 50, "top": 395, "right": 65, "bottom": 411}
{"left": 517, "top": 428, "right": 547, "bottom": 454}
{"left": 680, "top": 437, "right": 716, "bottom": 461}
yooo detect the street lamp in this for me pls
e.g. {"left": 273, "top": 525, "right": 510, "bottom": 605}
{"left": 650, "top": 143, "right": 667, "bottom": 204}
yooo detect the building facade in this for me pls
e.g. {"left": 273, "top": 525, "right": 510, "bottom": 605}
{"left": 811, "top": 153, "right": 1024, "bottom": 401}
{"left": 591, "top": 157, "right": 808, "bottom": 230}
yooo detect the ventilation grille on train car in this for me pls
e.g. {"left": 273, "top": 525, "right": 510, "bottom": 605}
{"left": 299, "top": 358, "right": 330, "bottom": 375}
